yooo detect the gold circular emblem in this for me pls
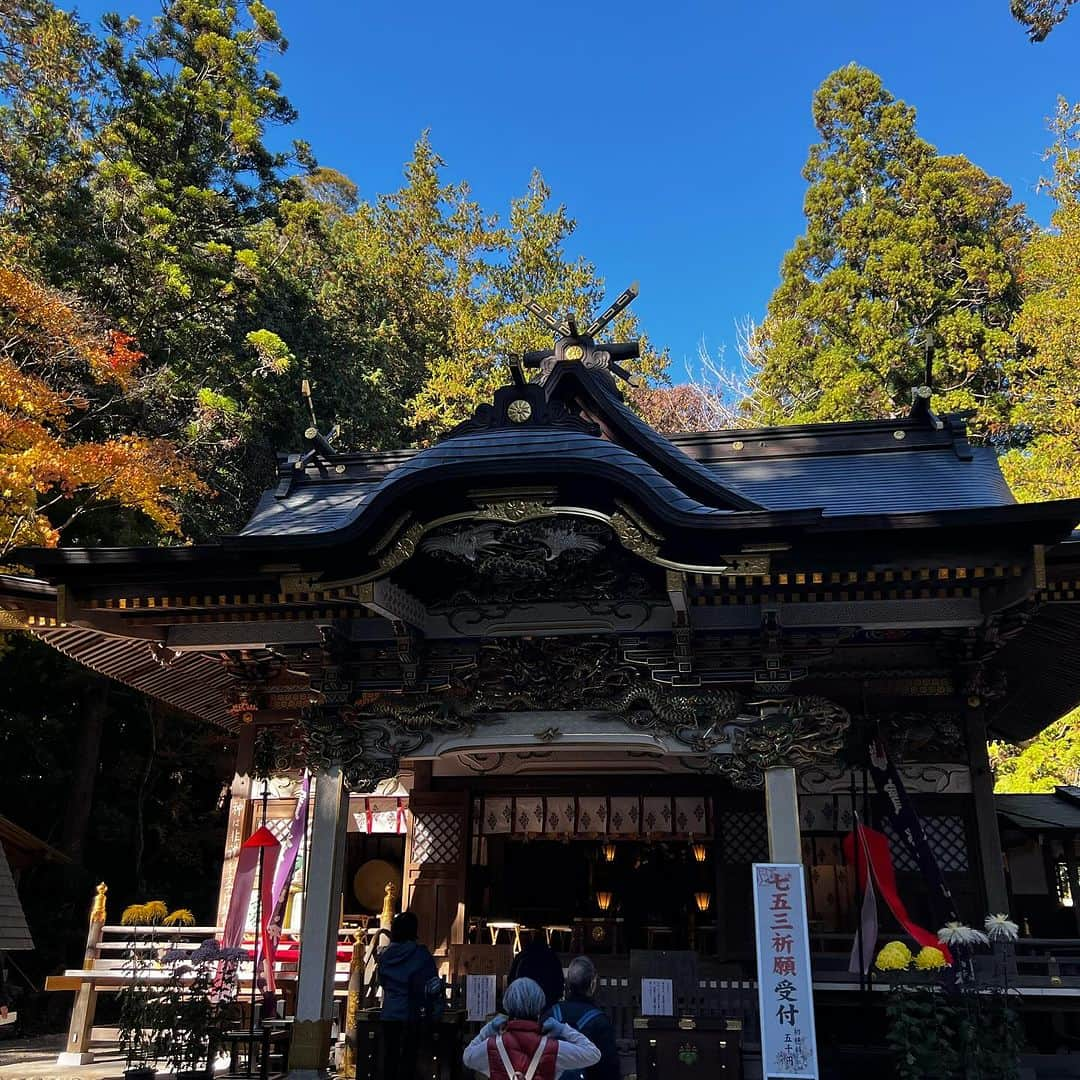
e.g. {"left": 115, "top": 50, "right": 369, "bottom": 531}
{"left": 563, "top": 344, "right": 585, "bottom": 362}
{"left": 507, "top": 399, "right": 533, "bottom": 423}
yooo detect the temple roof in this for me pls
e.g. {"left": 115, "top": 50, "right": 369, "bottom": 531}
{"left": 671, "top": 416, "right": 1014, "bottom": 515}
{"left": 239, "top": 426, "right": 733, "bottom": 540}
{"left": 998, "top": 787, "right": 1080, "bottom": 832}
{"left": 4, "top": 359, "right": 1080, "bottom": 744}
{"left": 234, "top": 368, "right": 1016, "bottom": 543}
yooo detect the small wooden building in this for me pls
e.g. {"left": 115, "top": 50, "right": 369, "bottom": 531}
{"left": 4, "top": 336, "right": 1080, "bottom": 1074}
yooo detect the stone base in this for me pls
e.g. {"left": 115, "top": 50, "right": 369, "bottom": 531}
{"left": 287, "top": 1018, "right": 332, "bottom": 1075}
{"left": 56, "top": 1051, "right": 95, "bottom": 1065}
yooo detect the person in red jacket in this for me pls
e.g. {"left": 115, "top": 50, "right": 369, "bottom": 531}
{"left": 463, "top": 977, "right": 600, "bottom": 1079}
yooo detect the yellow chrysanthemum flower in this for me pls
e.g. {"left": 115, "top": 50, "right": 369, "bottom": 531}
{"left": 121, "top": 903, "right": 148, "bottom": 926}
{"left": 164, "top": 908, "right": 195, "bottom": 927}
{"left": 874, "top": 940, "right": 913, "bottom": 972}
{"left": 143, "top": 901, "right": 168, "bottom": 924}
{"left": 914, "top": 946, "right": 948, "bottom": 971}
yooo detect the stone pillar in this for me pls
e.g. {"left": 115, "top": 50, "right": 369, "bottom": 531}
{"left": 289, "top": 764, "right": 349, "bottom": 1080}
{"left": 764, "top": 766, "right": 802, "bottom": 864}
{"left": 967, "top": 710, "right": 1009, "bottom": 915}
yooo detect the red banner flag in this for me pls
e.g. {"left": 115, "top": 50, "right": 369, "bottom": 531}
{"left": 842, "top": 823, "right": 952, "bottom": 964}
{"left": 222, "top": 825, "right": 280, "bottom": 992}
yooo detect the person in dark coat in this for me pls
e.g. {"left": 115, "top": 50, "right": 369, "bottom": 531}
{"left": 547, "top": 956, "right": 620, "bottom": 1080}
{"left": 377, "top": 911, "right": 438, "bottom": 1080}
{"left": 508, "top": 938, "right": 565, "bottom": 1010}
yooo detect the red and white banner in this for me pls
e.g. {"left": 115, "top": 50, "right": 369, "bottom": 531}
{"left": 221, "top": 825, "right": 280, "bottom": 991}
{"left": 841, "top": 823, "right": 952, "bottom": 964}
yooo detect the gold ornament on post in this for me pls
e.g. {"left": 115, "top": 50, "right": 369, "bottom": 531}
{"left": 90, "top": 882, "right": 108, "bottom": 925}
{"left": 380, "top": 881, "right": 398, "bottom": 931}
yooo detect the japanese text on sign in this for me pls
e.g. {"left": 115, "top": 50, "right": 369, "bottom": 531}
{"left": 466, "top": 974, "right": 496, "bottom": 1022}
{"left": 640, "top": 978, "right": 674, "bottom": 1017}
{"left": 752, "top": 863, "right": 818, "bottom": 1079}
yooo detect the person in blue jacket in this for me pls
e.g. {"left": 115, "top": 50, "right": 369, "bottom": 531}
{"left": 377, "top": 911, "right": 440, "bottom": 1079}
{"left": 546, "top": 957, "right": 620, "bottom": 1080}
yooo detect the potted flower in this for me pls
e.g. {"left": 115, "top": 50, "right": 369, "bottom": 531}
{"left": 159, "top": 938, "right": 242, "bottom": 1079}
{"left": 875, "top": 940, "right": 956, "bottom": 1080}
{"left": 876, "top": 915, "right": 1024, "bottom": 1080}
{"left": 118, "top": 902, "right": 195, "bottom": 1080}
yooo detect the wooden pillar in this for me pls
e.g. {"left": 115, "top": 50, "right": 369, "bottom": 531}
{"left": 967, "top": 711, "right": 1009, "bottom": 915}
{"left": 56, "top": 883, "right": 107, "bottom": 1066}
{"left": 215, "top": 725, "right": 255, "bottom": 929}
{"left": 403, "top": 791, "right": 469, "bottom": 978}
{"left": 765, "top": 766, "right": 802, "bottom": 864}
{"left": 289, "top": 764, "right": 349, "bottom": 1079}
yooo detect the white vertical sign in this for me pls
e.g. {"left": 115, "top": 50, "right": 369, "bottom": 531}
{"left": 466, "top": 974, "right": 496, "bottom": 1021}
{"left": 640, "top": 978, "right": 673, "bottom": 1016}
{"left": 752, "top": 863, "right": 818, "bottom": 1079}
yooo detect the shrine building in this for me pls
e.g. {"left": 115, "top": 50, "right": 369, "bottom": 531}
{"left": 4, "top": 311, "right": 1080, "bottom": 1078}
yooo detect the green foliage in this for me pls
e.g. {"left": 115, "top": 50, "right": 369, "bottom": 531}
{"left": 0, "top": 1, "right": 660, "bottom": 540}
{"left": 0, "top": 0, "right": 98, "bottom": 272}
{"left": 1001, "top": 99, "right": 1080, "bottom": 501}
{"left": 883, "top": 964, "right": 1021, "bottom": 1080}
{"left": 745, "top": 64, "right": 1029, "bottom": 440}
{"left": 991, "top": 711, "right": 1080, "bottom": 792}
{"left": 1012, "top": 0, "right": 1077, "bottom": 40}
{"left": 885, "top": 986, "right": 958, "bottom": 1080}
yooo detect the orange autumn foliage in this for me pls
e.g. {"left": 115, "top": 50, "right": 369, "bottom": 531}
{"left": 0, "top": 267, "right": 203, "bottom": 556}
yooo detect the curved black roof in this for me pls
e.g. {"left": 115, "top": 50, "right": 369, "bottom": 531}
{"left": 240, "top": 424, "right": 734, "bottom": 539}
{"left": 237, "top": 366, "right": 1018, "bottom": 541}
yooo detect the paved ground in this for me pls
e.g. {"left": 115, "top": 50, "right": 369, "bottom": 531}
{"left": 0, "top": 1028, "right": 131, "bottom": 1079}
{"left": 0, "top": 1029, "right": 314, "bottom": 1078}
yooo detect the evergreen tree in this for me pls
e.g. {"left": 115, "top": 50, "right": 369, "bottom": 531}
{"left": 746, "top": 64, "right": 1029, "bottom": 439}
{"left": 0, "top": 0, "right": 98, "bottom": 273}
{"left": 991, "top": 712, "right": 1080, "bottom": 792}
{"left": 1002, "top": 98, "right": 1080, "bottom": 500}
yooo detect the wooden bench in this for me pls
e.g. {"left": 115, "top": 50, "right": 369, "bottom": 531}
{"left": 45, "top": 884, "right": 364, "bottom": 1066}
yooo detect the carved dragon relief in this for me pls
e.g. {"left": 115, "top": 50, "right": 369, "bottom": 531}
{"left": 262, "top": 639, "right": 851, "bottom": 791}
{"left": 689, "top": 696, "right": 852, "bottom": 789}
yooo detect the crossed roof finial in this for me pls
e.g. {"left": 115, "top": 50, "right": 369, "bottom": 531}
{"left": 522, "top": 282, "right": 643, "bottom": 385}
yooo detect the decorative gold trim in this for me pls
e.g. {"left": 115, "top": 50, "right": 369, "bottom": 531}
{"left": 368, "top": 511, "right": 414, "bottom": 559}
{"left": 374, "top": 520, "right": 426, "bottom": 573}
{"left": 474, "top": 500, "right": 558, "bottom": 523}
{"left": 609, "top": 509, "right": 660, "bottom": 559}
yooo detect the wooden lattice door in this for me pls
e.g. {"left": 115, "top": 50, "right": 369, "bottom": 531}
{"left": 403, "top": 792, "right": 469, "bottom": 973}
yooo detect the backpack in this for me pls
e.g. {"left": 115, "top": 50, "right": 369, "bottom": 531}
{"left": 495, "top": 1033, "right": 550, "bottom": 1080}
{"left": 551, "top": 1004, "right": 603, "bottom": 1080}
{"left": 407, "top": 970, "right": 446, "bottom": 1023}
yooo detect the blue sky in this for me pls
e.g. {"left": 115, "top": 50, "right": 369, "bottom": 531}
{"left": 75, "top": 0, "right": 1080, "bottom": 375}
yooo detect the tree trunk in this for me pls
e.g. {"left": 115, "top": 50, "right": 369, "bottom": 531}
{"left": 60, "top": 679, "right": 109, "bottom": 864}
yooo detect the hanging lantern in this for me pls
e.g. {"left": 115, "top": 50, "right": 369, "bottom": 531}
{"left": 694, "top": 891, "right": 712, "bottom": 913}
{"left": 691, "top": 842, "right": 708, "bottom": 863}
{"left": 596, "top": 890, "right": 613, "bottom": 912}
{"left": 602, "top": 843, "right": 617, "bottom": 863}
